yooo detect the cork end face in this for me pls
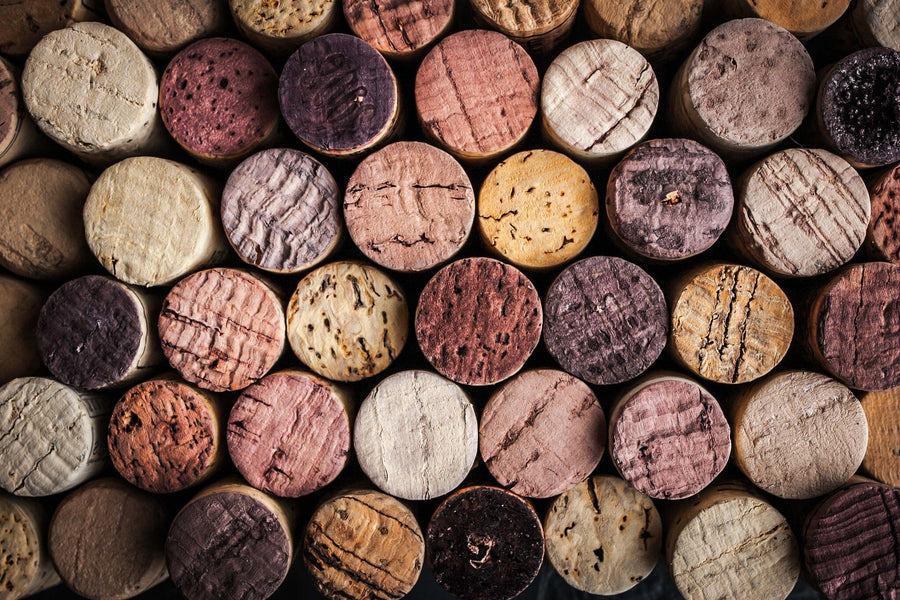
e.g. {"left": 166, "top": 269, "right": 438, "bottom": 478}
{"left": 0, "top": 497, "right": 43, "bottom": 599}
{"left": 0, "top": 59, "right": 20, "bottom": 156}
{"left": 583, "top": 0, "right": 703, "bottom": 58}
{"left": 868, "top": 165, "right": 900, "bottom": 265}
{"left": 231, "top": 0, "right": 336, "bottom": 44}
{"left": 0, "top": 276, "right": 45, "bottom": 385}
{"left": 749, "top": 0, "right": 851, "bottom": 37}
{"left": 0, "top": 0, "right": 101, "bottom": 56}
{"left": 106, "top": 0, "right": 227, "bottom": 55}
{"left": 344, "top": 0, "right": 453, "bottom": 57}
{"left": 860, "top": 387, "right": 900, "bottom": 487}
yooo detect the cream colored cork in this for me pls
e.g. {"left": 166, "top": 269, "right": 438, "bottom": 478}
{"left": 469, "top": 0, "right": 579, "bottom": 55}
{"left": 105, "top": 0, "right": 228, "bottom": 55}
{"left": 720, "top": 0, "right": 852, "bottom": 40}
{"left": 861, "top": 387, "right": 900, "bottom": 487}
{"left": 230, "top": 0, "right": 337, "bottom": 54}
{"left": 851, "top": 0, "right": 900, "bottom": 50}
{"left": 83, "top": 156, "right": 228, "bottom": 287}
{"left": 0, "top": 276, "right": 44, "bottom": 386}
{"left": 0, "top": 0, "right": 103, "bottom": 56}
{"left": 0, "top": 494, "right": 60, "bottom": 600}
{"left": 478, "top": 149, "right": 598, "bottom": 270}
{"left": 0, "top": 57, "right": 45, "bottom": 169}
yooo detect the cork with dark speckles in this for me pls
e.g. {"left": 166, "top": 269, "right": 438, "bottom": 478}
{"left": 0, "top": 494, "right": 60, "bottom": 600}
{"left": 867, "top": 164, "right": 900, "bottom": 264}
{"left": 105, "top": 0, "right": 227, "bottom": 55}
{"left": 469, "top": 0, "right": 579, "bottom": 55}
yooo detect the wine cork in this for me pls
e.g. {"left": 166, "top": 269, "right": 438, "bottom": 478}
{"left": 866, "top": 163, "right": 900, "bottom": 264}
{"left": 807, "top": 261, "right": 900, "bottom": 391}
{"left": 354, "top": 370, "right": 477, "bottom": 501}
{"left": 803, "top": 481, "right": 900, "bottom": 600}
{"left": 0, "top": 158, "right": 93, "bottom": 280}
{"left": 541, "top": 39, "right": 659, "bottom": 165}
{"left": 0, "top": 276, "right": 44, "bottom": 385}
{"left": 222, "top": 148, "right": 341, "bottom": 274}
{"left": 166, "top": 480, "right": 295, "bottom": 600}
{"left": 108, "top": 378, "right": 225, "bottom": 494}
{"left": 0, "top": 58, "right": 44, "bottom": 169}
{"left": 860, "top": 387, "right": 900, "bottom": 486}
{"left": 606, "top": 138, "right": 733, "bottom": 262}
{"left": 105, "top": 0, "right": 227, "bottom": 55}
{"left": 479, "top": 369, "right": 606, "bottom": 499}
{"left": 416, "top": 257, "right": 542, "bottom": 386}
{"left": 83, "top": 156, "right": 228, "bottom": 287}
{"left": 303, "top": 489, "right": 424, "bottom": 600}
{"left": 669, "top": 263, "right": 794, "bottom": 385}
{"left": 0, "top": 0, "right": 102, "bottom": 56}
{"left": 543, "top": 256, "right": 668, "bottom": 385}
{"left": 468, "top": 0, "right": 579, "bottom": 55}
{"left": 415, "top": 29, "right": 539, "bottom": 162}
{"left": 0, "top": 377, "right": 107, "bottom": 497}
{"left": 426, "top": 486, "right": 544, "bottom": 600}
{"left": 49, "top": 478, "right": 168, "bottom": 600}
{"left": 544, "top": 475, "right": 662, "bottom": 595}
{"left": 227, "top": 370, "right": 352, "bottom": 498}
{"left": 279, "top": 33, "right": 401, "bottom": 157}
{"left": 0, "top": 494, "right": 60, "bottom": 600}
{"left": 286, "top": 261, "right": 407, "bottom": 382}
{"left": 344, "top": 0, "right": 453, "bottom": 59}
{"left": 344, "top": 141, "right": 475, "bottom": 272}
{"left": 22, "top": 22, "right": 169, "bottom": 164}
{"left": 230, "top": 0, "right": 338, "bottom": 55}
{"left": 159, "top": 268, "right": 285, "bottom": 393}
{"left": 720, "top": 0, "right": 852, "bottom": 40}
{"left": 848, "top": 0, "right": 900, "bottom": 51}
{"left": 477, "top": 149, "right": 599, "bottom": 270}
{"left": 610, "top": 373, "right": 730, "bottom": 500}
{"left": 667, "top": 18, "right": 815, "bottom": 160}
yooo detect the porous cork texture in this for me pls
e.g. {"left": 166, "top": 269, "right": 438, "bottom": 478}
{"left": 0, "top": 495, "right": 59, "bottom": 600}
{"left": 866, "top": 164, "right": 900, "bottom": 264}
{"left": 583, "top": 0, "right": 704, "bottom": 61}
{"left": 344, "top": 0, "right": 453, "bottom": 57}
{"left": 230, "top": 0, "right": 338, "bottom": 53}
{"left": 722, "top": 0, "right": 851, "bottom": 38}
{"left": 861, "top": 387, "right": 900, "bottom": 486}
{"left": 469, "top": 0, "right": 579, "bottom": 53}
{"left": 105, "top": 0, "right": 227, "bottom": 55}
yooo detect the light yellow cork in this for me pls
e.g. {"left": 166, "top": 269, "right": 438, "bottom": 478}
{"left": 0, "top": 494, "right": 60, "bottom": 600}
{"left": 230, "top": 0, "right": 338, "bottom": 54}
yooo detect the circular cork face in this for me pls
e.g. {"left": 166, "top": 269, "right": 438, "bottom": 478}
{"left": 583, "top": 0, "right": 703, "bottom": 59}
{"left": 671, "top": 264, "right": 794, "bottom": 384}
{"left": 0, "top": 276, "right": 44, "bottom": 385}
{"left": 470, "top": 0, "right": 578, "bottom": 37}
{"left": 230, "top": 0, "right": 336, "bottom": 49}
{"left": 480, "top": 369, "right": 606, "bottom": 498}
{"left": 355, "top": 370, "right": 477, "bottom": 501}
{"left": 344, "top": 0, "right": 452, "bottom": 57}
{"left": 0, "top": 0, "right": 100, "bottom": 56}
{"left": 427, "top": 486, "right": 544, "bottom": 600}
{"left": 607, "top": 138, "right": 732, "bottom": 261}
{"left": 304, "top": 490, "right": 424, "bottom": 600}
{"left": 744, "top": 0, "right": 850, "bottom": 36}
{"left": 861, "top": 387, "right": 900, "bottom": 486}
{"left": 228, "top": 370, "right": 351, "bottom": 497}
{"left": 345, "top": 141, "right": 475, "bottom": 272}
{"left": 542, "top": 39, "right": 659, "bottom": 162}
{"left": 859, "top": 0, "right": 900, "bottom": 51}
{"left": 222, "top": 148, "right": 341, "bottom": 273}
{"left": 416, "top": 257, "right": 542, "bottom": 386}
{"left": 0, "top": 496, "right": 45, "bottom": 600}
{"left": 0, "top": 58, "right": 22, "bottom": 160}
{"left": 106, "top": 0, "right": 226, "bottom": 55}
{"left": 159, "top": 268, "right": 285, "bottom": 392}
{"left": 286, "top": 261, "right": 408, "bottom": 382}
{"left": 478, "top": 149, "right": 598, "bottom": 269}
{"left": 868, "top": 164, "right": 900, "bottom": 264}
{"left": 0, "top": 159, "right": 93, "bottom": 280}
{"left": 544, "top": 256, "right": 667, "bottom": 385}
{"left": 544, "top": 476, "right": 662, "bottom": 596}
{"left": 416, "top": 29, "right": 539, "bottom": 161}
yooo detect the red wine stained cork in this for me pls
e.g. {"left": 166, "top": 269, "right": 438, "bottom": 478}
{"left": 807, "top": 262, "right": 900, "bottom": 391}
{"left": 543, "top": 256, "right": 667, "bottom": 385}
{"left": 286, "top": 261, "right": 407, "bottom": 382}
{"left": 477, "top": 149, "right": 599, "bottom": 270}
{"left": 222, "top": 148, "right": 341, "bottom": 274}
{"left": 344, "top": 141, "right": 475, "bottom": 272}
{"left": 49, "top": 478, "right": 168, "bottom": 600}
{"left": 354, "top": 370, "right": 477, "bottom": 501}
{"left": 860, "top": 387, "right": 900, "bottom": 486}
{"left": 230, "top": 0, "right": 338, "bottom": 55}
{"left": 606, "top": 138, "right": 733, "bottom": 262}
{"left": 166, "top": 480, "right": 295, "bottom": 600}
{"left": 0, "top": 0, "right": 102, "bottom": 56}
{"left": 227, "top": 370, "right": 352, "bottom": 497}
{"left": 0, "top": 276, "right": 44, "bottom": 385}
{"left": 667, "top": 18, "right": 815, "bottom": 160}
{"left": 415, "top": 29, "right": 539, "bottom": 163}
{"left": 303, "top": 489, "right": 424, "bottom": 599}
{"left": 720, "top": 0, "right": 852, "bottom": 40}
{"left": 866, "top": 164, "right": 900, "bottom": 264}
{"left": 22, "top": 22, "right": 169, "bottom": 165}
{"left": 732, "top": 370, "right": 867, "bottom": 500}
{"left": 468, "top": 0, "right": 579, "bottom": 55}
{"left": 480, "top": 369, "right": 606, "bottom": 499}
{"left": 544, "top": 475, "right": 663, "bottom": 595}
{"left": 416, "top": 257, "right": 542, "bottom": 386}
{"left": 848, "top": 0, "right": 900, "bottom": 51}
{"left": 0, "top": 158, "right": 93, "bottom": 280}
{"left": 159, "top": 268, "right": 285, "bottom": 393}
{"left": 803, "top": 481, "right": 900, "bottom": 600}
{"left": 0, "top": 377, "right": 107, "bottom": 497}
{"left": 108, "top": 378, "right": 225, "bottom": 494}
{"left": 669, "top": 263, "right": 794, "bottom": 385}
{"left": 0, "top": 58, "right": 44, "bottom": 169}
{"left": 105, "top": 0, "right": 227, "bottom": 56}
{"left": 83, "top": 156, "right": 228, "bottom": 287}
{"left": 0, "top": 494, "right": 60, "bottom": 600}
{"left": 426, "top": 486, "right": 544, "bottom": 600}
{"left": 541, "top": 39, "right": 659, "bottom": 166}
{"left": 279, "top": 33, "right": 401, "bottom": 157}
{"left": 344, "top": 0, "right": 453, "bottom": 59}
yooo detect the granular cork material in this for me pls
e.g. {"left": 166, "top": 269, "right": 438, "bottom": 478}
{"left": 0, "top": 276, "right": 44, "bottom": 385}
{"left": 861, "top": 387, "right": 900, "bottom": 486}
{"left": 0, "top": 0, "right": 102, "bottom": 56}
{"left": 230, "top": 0, "right": 338, "bottom": 53}
{"left": 105, "top": 0, "right": 227, "bottom": 55}
{"left": 866, "top": 164, "right": 900, "bottom": 264}
{"left": 344, "top": 0, "right": 452, "bottom": 57}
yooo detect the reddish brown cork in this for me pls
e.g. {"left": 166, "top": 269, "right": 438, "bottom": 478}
{"left": 866, "top": 164, "right": 900, "bottom": 264}
{"left": 344, "top": 0, "right": 453, "bottom": 58}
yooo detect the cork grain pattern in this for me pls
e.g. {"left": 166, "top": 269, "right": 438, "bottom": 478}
{"left": 723, "top": 0, "right": 850, "bottom": 37}
{"left": 867, "top": 164, "right": 900, "bottom": 264}
{"left": 231, "top": 0, "right": 337, "bottom": 51}
{"left": 469, "top": 0, "right": 578, "bottom": 52}
{"left": 855, "top": 0, "right": 900, "bottom": 50}
{"left": 0, "top": 57, "right": 40, "bottom": 168}
{"left": 861, "top": 387, "right": 900, "bottom": 486}
{"left": 0, "top": 276, "right": 44, "bottom": 385}
{"left": 0, "top": 0, "right": 102, "bottom": 56}
{"left": 583, "top": 0, "right": 703, "bottom": 59}
{"left": 0, "top": 495, "right": 59, "bottom": 600}
{"left": 106, "top": 0, "right": 227, "bottom": 54}
{"left": 344, "top": 0, "right": 453, "bottom": 57}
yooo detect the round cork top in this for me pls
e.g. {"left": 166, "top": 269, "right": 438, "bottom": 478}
{"left": 416, "top": 29, "right": 539, "bottom": 161}
{"left": 478, "top": 149, "right": 599, "bottom": 270}
{"left": 222, "top": 148, "right": 341, "bottom": 273}
{"left": 858, "top": 0, "right": 900, "bottom": 51}
{"left": 0, "top": 158, "right": 93, "bottom": 280}
{"left": 416, "top": 257, "right": 542, "bottom": 386}
{"left": 344, "top": 0, "right": 453, "bottom": 57}
{"left": 867, "top": 164, "right": 900, "bottom": 264}
{"left": 0, "top": 58, "right": 23, "bottom": 162}
{"left": 286, "top": 261, "right": 408, "bottom": 382}
{"left": 544, "top": 475, "right": 663, "bottom": 596}
{"left": 0, "top": 276, "right": 44, "bottom": 385}
{"left": 583, "top": 0, "right": 703, "bottom": 59}
{"left": 0, "top": 0, "right": 101, "bottom": 56}
{"left": 606, "top": 138, "right": 733, "bottom": 261}
{"left": 470, "top": 0, "right": 579, "bottom": 38}
{"left": 304, "top": 489, "right": 424, "bottom": 600}
{"left": 480, "top": 369, "right": 606, "bottom": 499}
{"left": 345, "top": 141, "right": 475, "bottom": 272}
{"left": 861, "top": 387, "right": 900, "bottom": 486}
{"left": 105, "top": 0, "right": 227, "bottom": 55}
{"left": 740, "top": 0, "right": 851, "bottom": 37}
{"left": 670, "top": 264, "right": 794, "bottom": 384}
{"left": 543, "top": 256, "right": 668, "bottom": 385}
{"left": 542, "top": 39, "right": 659, "bottom": 163}
{"left": 229, "top": 0, "right": 336, "bottom": 51}
{"left": 161, "top": 37, "right": 279, "bottom": 163}
{"left": 0, "top": 495, "right": 51, "bottom": 600}
{"left": 354, "top": 370, "right": 478, "bottom": 501}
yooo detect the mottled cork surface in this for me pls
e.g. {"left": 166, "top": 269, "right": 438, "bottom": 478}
{"left": 854, "top": 0, "right": 900, "bottom": 51}
{"left": 0, "top": 0, "right": 102, "bottom": 56}
{"left": 722, "top": 0, "right": 850, "bottom": 38}
{"left": 469, "top": 0, "right": 579, "bottom": 52}
{"left": 583, "top": 0, "right": 703, "bottom": 60}
{"left": 230, "top": 0, "right": 337, "bottom": 52}
{"left": 867, "top": 164, "right": 900, "bottom": 264}
{"left": 105, "top": 0, "right": 226, "bottom": 55}
{"left": 0, "top": 56, "right": 40, "bottom": 169}
{"left": 861, "top": 387, "right": 900, "bottom": 486}
{"left": 0, "top": 495, "right": 59, "bottom": 600}
{"left": 344, "top": 0, "right": 453, "bottom": 57}
{"left": 0, "top": 276, "right": 45, "bottom": 385}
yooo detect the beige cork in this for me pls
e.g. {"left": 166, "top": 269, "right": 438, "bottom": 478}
{"left": 105, "top": 0, "right": 227, "bottom": 56}
{"left": 469, "top": 0, "right": 579, "bottom": 56}
{"left": 344, "top": 0, "right": 453, "bottom": 60}
{"left": 720, "top": 0, "right": 852, "bottom": 40}
{"left": 850, "top": 0, "right": 900, "bottom": 50}
{"left": 0, "top": 0, "right": 103, "bottom": 56}
{"left": 83, "top": 156, "right": 228, "bottom": 287}
{"left": 544, "top": 475, "right": 662, "bottom": 596}
{"left": 0, "top": 58, "right": 45, "bottom": 169}
{"left": 0, "top": 276, "right": 44, "bottom": 386}
{"left": 865, "top": 163, "right": 900, "bottom": 264}
{"left": 542, "top": 39, "right": 659, "bottom": 166}
{"left": 860, "top": 387, "right": 900, "bottom": 487}
{"left": 0, "top": 494, "right": 60, "bottom": 600}
{"left": 230, "top": 0, "right": 338, "bottom": 54}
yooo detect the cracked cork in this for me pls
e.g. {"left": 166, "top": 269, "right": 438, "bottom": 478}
{"left": 866, "top": 163, "right": 900, "bottom": 264}
{"left": 469, "top": 0, "right": 579, "bottom": 55}
{"left": 344, "top": 0, "right": 453, "bottom": 58}
{"left": 0, "top": 57, "right": 44, "bottom": 169}
{"left": 231, "top": 0, "right": 338, "bottom": 54}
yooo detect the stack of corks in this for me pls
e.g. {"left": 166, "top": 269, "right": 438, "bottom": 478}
{"left": 0, "top": 1, "right": 898, "bottom": 600}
